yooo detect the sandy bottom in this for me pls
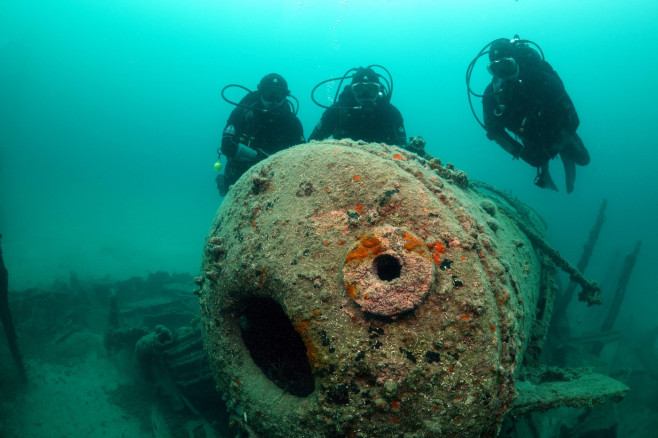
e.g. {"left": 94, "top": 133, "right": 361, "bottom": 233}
{"left": 0, "top": 332, "right": 152, "bottom": 438}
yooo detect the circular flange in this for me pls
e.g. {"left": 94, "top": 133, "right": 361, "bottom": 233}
{"left": 342, "top": 226, "right": 435, "bottom": 317}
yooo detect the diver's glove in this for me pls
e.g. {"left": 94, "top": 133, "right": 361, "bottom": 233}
{"left": 233, "top": 144, "right": 259, "bottom": 162}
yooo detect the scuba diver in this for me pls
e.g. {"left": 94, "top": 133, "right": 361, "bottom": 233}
{"left": 466, "top": 36, "right": 590, "bottom": 193}
{"left": 309, "top": 65, "right": 407, "bottom": 146}
{"left": 215, "top": 73, "right": 305, "bottom": 196}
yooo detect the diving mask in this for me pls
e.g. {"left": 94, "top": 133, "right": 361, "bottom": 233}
{"left": 261, "top": 89, "right": 288, "bottom": 108}
{"left": 351, "top": 81, "right": 382, "bottom": 105}
{"left": 487, "top": 57, "right": 519, "bottom": 81}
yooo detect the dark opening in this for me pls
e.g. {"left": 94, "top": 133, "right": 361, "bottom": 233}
{"left": 237, "top": 297, "right": 315, "bottom": 396}
{"left": 373, "top": 254, "right": 402, "bottom": 281}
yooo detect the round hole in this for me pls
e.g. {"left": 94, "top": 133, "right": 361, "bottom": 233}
{"left": 373, "top": 254, "right": 402, "bottom": 281}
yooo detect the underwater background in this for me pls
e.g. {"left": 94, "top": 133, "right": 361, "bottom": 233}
{"left": 3, "top": 0, "right": 657, "bottom": 332}
{"left": 1, "top": 1, "right": 657, "bottom": 435}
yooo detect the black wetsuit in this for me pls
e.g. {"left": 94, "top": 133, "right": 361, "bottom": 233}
{"left": 218, "top": 92, "right": 305, "bottom": 194}
{"left": 482, "top": 58, "right": 580, "bottom": 166}
{"left": 482, "top": 51, "right": 589, "bottom": 192}
{"left": 309, "top": 89, "right": 407, "bottom": 146}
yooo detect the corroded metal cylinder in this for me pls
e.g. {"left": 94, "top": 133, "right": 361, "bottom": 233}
{"left": 198, "top": 140, "right": 546, "bottom": 437}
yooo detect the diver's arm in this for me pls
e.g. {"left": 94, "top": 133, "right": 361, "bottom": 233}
{"left": 308, "top": 109, "right": 336, "bottom": 142}
{"left": 491, "top": 133, "right": 524, "bottom": 159}
{"left": 220, "top": 126, "right": 239, "bottom": 158}
{"left": 220, "top": 107, "right": 247, "bottom": 158}
{"left": 220, "top": 107, "right": 262, "bottom": 163}
{"left": 484, "top": 113, "right": 524, "bottom": 157}
{"left": 482, "top": 86, "right": 523, "bottom": 159}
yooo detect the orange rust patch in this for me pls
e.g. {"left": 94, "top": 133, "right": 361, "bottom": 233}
{"left": 345, "top": 283, "right": 358, "bottom": 298}
{"left": 393, "top": 153, "right": 404, "bottom": 160}
{"left": 337, "top": 240, "right": 345, "bottom": 246}
{"left": 490, "top": 324, "right": 496, "bottom": 332}
{"left": 355, "top": 203, "right": 364, "bottom": 214}
{"left": 353, "top": 174, "right": 361, "bottom": 181}
{"left": 323, "top": 240, "right": 330, "bottom": 247}
{"left": 391, "top": 400, "right": 400, "bottom": 410}
{"left": 461, "top": 256, "right": 466, "bottom": 261}
{"left": 325, "top": 187, "right": 331, "bottom": 192}
{"left": 461, "top": 313, "right": 473, "bottom": 321}
{"left": 295, "top": 320, "right": 322, "bottom": 369}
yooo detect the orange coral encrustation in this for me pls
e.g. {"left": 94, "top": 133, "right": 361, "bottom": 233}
{"left": 345, "top": 235, "right": 382, "bottom": 264}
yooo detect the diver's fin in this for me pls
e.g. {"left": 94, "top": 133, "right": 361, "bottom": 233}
{"left": 534, "top": 163, "right": 558, "bottom": 191}
{"left": 561, "top": 153, "right": 576, "bottom": 194}
{"left": 562, "top": 132, "right": 590, "bottom": 166}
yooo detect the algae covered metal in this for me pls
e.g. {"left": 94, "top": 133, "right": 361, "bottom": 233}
{"left": 197, "top": 140, "right": 549, "bottom": 437}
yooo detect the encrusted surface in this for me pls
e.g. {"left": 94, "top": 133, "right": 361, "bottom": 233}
{"left": 198, "top": 140, "right": 545, "bottom": 437}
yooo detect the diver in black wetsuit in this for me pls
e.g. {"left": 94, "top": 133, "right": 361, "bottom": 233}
{"left": 309, "top": 65, "right": 407, "bottom": 146}
{"left": 467, "top": 36, "right": 590, "bottom": 193}
{"left": 215, "top": 73, "right": 305, "bottom": 196}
